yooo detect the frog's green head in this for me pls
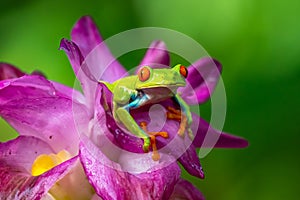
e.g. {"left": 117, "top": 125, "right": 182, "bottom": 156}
{"left": 135, "top": 64, "right": 188, "bottom": 90}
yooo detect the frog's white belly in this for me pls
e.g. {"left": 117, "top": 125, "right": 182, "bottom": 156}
{"left": 140, "top": 87, "right": 175, "bottom": 106}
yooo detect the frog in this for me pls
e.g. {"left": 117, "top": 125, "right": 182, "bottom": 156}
{"left": 100, "top": 64, "right": 193, "bottom": 157}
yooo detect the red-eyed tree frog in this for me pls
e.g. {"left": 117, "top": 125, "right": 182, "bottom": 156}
{"left": 100, "top": 64, "right": 193, "bottom": 157}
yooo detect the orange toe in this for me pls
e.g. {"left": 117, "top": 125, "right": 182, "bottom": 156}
{"left": 140, "top": 121, "right": 169, "bottom": 161}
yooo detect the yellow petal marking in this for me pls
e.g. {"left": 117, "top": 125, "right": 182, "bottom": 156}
{"left": 31, "top": 150, "right": 71, "bottom": 176}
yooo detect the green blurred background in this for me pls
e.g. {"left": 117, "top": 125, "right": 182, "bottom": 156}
{"left": 0, "top": 0, "right": 299, "bottom": 199}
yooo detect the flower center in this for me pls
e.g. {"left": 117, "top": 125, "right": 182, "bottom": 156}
{"left": 31, "top": 150, "right": 71, "bottom": 176}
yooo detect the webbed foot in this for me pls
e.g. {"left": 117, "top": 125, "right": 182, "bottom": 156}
{"left": 166, "top": 106, "right": 194, "bottom": 140}
{"left": 140, "top": 122, "right": 169, "bottom": 161}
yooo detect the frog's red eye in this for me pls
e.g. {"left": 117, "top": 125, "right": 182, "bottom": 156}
{"left": 179, "top": 65, "right": 188, "bottom": 78}
{"left": 138, "top": 67, "right": 151, "bottom": 82}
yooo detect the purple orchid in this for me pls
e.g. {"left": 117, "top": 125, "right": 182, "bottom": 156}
{"left": 0, "top": 63, "right": 96, "bottom": 199}
{"left": 60, "top": 16, "right": 248, "bottom": 199}
{"left": 0, "top": 15, "right": 248, "bottom": 200}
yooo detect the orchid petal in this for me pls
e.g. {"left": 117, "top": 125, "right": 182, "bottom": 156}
{"left": 0, "top": 62, "right": 25, "bottom": 80}
{"left": 137, "top": 40, "right": 170, "bottom": 72}
{"left": 178, "top": 57, "right": 222, "bottom": 105}
{"left": 79, "top": 136, "right": 181, "bottom": 200}
{"left": 59, "top": 38, "right": 99, "bottom": 114}
{"left": 178, "top": 144, "right": 205, "bottom": 179}
{"left": 170, "top": 179, "right": 205, "bottom": 200}
{"left": 70, "top": 16, "right": 102, "bottom": 58}
{"left": 0, "top": 75, "right": 90, "bottom": 154}
{"left": 0, "top": 136, "right": 54, "bottom": 173}
{"left": 59, "top": 38, "right": 84, "bottom": 77}
{"left": 0, "top": 157, "right": 77, "bottom": 199}
{"left": 50, "top": 81, "right": 86, "bottom": 105}
{"left": 71, "top": 16, "right": 128, "bottom": 83}
{"left": 0, "top": 136, "right": 78, "bottom": 199}
{"left": 0, "top": 62, "right": 85, "bottom": 105}
{"left": 192, "top": 113, "right": 248, "bottom": 148}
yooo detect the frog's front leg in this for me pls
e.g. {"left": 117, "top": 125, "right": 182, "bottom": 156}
{"left": 167, "top": 94, "right": 193, "bottom": 139}
{"left": 115, "top": 103, "right": 151, "bottom": 152}
{"left": 175, "top": 94, "right": 193, "bottom": 124}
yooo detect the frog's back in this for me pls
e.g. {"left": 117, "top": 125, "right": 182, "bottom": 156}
{"left": 111, "top": 75, "right": 138, "bottom": 104}
{"left": 113, "top": 75, "right": 136, "bottom": 89}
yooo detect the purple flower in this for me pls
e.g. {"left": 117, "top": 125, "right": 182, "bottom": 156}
{"left": 0, "top": 63, "right": 95, "bottom": 199}
{"left": 60, "top": 16, "right": 248, "bottom": 199}
{"left": 0, "top": 15, "right": 248, "bottom": 200}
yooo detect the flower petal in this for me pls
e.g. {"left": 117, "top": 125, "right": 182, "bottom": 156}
{"left": 48, "top": 161, "right": 95, "bottom": 200}
{"left": 0, "top": 62, "right": 25, "bottom": 80}
{"left": 0, "top": 136, "right": 54, "bottom": 173}
{"left": 0, "top": 136, "right": 78, "bottom": 199}
{"left": 0, "top": 63, "right": 85, "bottom": 105}
{"left": 50, "top": 80, "right": 86, "bottom": 105}
{"left": 192, "top": 113, "right": 248, "bottom": 148}
{"left": 79, "top": 136, "right": 181, "bottom": 200}
{"left": 0, "top": 74, "right": 56, "bottom": 104}
{"left": 70, "top": 16, "right": 102, "bottom": 58}
{"left": 59, "top": 38, "right": 97, "bottom": 114}
{"left": 170, "top": 179, "right": 205, "bottom": 200}
{"left": 0, "top": 158, "right": 78, "bottom": 199}
{"left": 178, "top": 57, "right": 222, "bottom": 105}
{"left": 59, "top": 38, "right": 84, "bottom": 77}
{"left": 137, "top": 40, "right": 170, "bottom": 71}
{"left": 177, "top": 144, "right": 204, "bottom": 179}
{"left": 71, "top": 16, "right": 128, "bottom": 82}
{"left": 0, "top": 75, "right": 90, "bottom": 154}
